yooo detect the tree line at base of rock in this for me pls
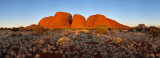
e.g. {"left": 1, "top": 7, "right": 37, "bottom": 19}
{"left": 0, "top": 24, "right": 160, "bottom": 37}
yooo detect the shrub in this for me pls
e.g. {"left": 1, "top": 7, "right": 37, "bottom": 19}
{"left": 34, "top": 54, "right": 40, "bottom": 58}
{"left": 11, "top": 27, "right": 19, "bottom": 32}
{"left": 58, "top": 37, "right": 71, "bottom": 43}
{"left": 95, "top": 25, "right": 108, "bottom": 34}
{"left": 2, "top": 27, "right": 11, "bottom": 30}
{"left": 0, "top": 27, "right": 4, "bottom": 30}
{"left": 50, "top": 28, "right": 58, "bottom": 31}
{"left": 113, "top": 37, "right": 122, "bottom": 44}
{"left": 135, "top": 24, "right": 147, "bottom": 32}
{"left": 23, "top": 27, "right": 33, "bottom": 31}
{"left": 39, "top": 40, "right": 45, "bottom": 45}
{"left": 147, "top": 26, "right": 160, "bottom": 37}
{"left": 105, "top": 37, "right": 122, "bottom": 44}
{"left": 32, "top": 25, "right": 46, "bottom": 34}
{"left": 43, "top": 36, "right": 52, "bottom": 40}
{"left": 118, "top": 28, "right": 123, "bottom": 32}
{"left": 128, "top": 28, "right": 135, "bottom": 32}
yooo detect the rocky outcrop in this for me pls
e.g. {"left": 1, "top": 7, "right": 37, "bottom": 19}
{"left": 86, "top": 14, "right": 129, "bottom": 28}
{"left": 86, "top": 14, "right": 112, "bottom": 27}
{"left": 71, "top": 14, "right": 86, "bottom": 28}
{"left": 52, "top": 12, "right": 72, "bottom": 28}
{"left": 38, "top": 16, "right": 54, "bottom": 28}
{"left": 38, "top": 12, "right": 129, "bottom": 28}
{"left": 38, "top": 12, "right": 72, "bottom": 28}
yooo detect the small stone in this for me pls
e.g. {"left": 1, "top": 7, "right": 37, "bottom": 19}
{"left": 55, "top": 51, "right": 59, "bottom": 54}
{"left": 147, "top": 53, "right": 155, "bottom": 58}
{"left": 26, "top": 53, "right": 32, "bottom": 57}
{"left": 39, "top": 40, "right": 45, "bottom": 45}
{"left": 62, "top": 55, "right": 66, "bottom": 58}
{"left": 34, "top": 54, "right": 40, "bottom": 58}
{"left": 156, "top": 54, "right": 160, "bottom": 58}
{"left": 49, "top": 51, "right": 53, "bottom": 53}
{"left": 5, "top": 55, "right": 10, "bottom": 58}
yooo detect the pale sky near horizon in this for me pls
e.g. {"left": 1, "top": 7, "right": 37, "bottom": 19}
{"left": 0, "top": 0, "right": 160, "bottom": 27}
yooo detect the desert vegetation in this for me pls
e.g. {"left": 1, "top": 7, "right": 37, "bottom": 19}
{"left": 0, "top": 24, "right": 160, "bottom": 58}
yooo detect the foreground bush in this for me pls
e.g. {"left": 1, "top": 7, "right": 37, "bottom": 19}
{"left": 32, "top": 25, "right": 46, "bottom": 34}
{"left": 39, "top": 40, "right": 45, "bottom": 45}
{"left": 147, "top": 26, "right": 160, "bottom": 37}
{"left": 58, "top": 37, "right": 71, "bottom": 43}
{"left": 106, "top": 37, "right": 122, "bottom": 44}
{"left": 95, "top": 25, "right": 108, "bottom": 34}
{"left": 23, "top": 27, "right": 33, "bottom": 31}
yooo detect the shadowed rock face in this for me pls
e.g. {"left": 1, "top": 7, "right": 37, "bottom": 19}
{"left": 86, "top": 14, "right": 129, "bottom": 28}
{"left": 38, "top": 12, "right": 72, "bottom": 28}
{"left": 38, "top": 12, "right": 129, "bottom": 28}
{"left": 71, "top": 14, "right": 86, "bottom": 28}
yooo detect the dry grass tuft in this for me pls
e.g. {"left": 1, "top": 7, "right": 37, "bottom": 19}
{"left": 58, "top": 37, "right": 71, "bottom": 43}
{"left": 95, "top": 25, "right": 108, "bottom": 34}
{"left": 112, "top": 37, "right": 122, "bottom": 44}
{"left": 106, "top": 37, "right": 122, "bottom": 44}
{"left": 32, "top": 25, "right": 46, "bottom": 34}
{"left": 43, "top": 36, "right": 52, "bottom": 40}
{"left": 39, "top": 40, "right": 45, "bottom": 45}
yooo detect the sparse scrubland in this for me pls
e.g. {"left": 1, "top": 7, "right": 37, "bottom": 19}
{"left": 0, "top": 25, "right": 160, "bottom": 58}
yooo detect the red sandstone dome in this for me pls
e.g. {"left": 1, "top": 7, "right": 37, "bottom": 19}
{"left": 38, "top": 16, "right": 54, "bottom": 28}
{"left": 86, "top": 14, "right": 129, "bottom": 28}
{"left": 38, "top": 12, "right": 72, "bottom": 28}
{"left": 38, "top": 12, "right": 129, "bottom": 28}
{"left": 71, "top": 14, "right": 86, "bottom": 28}
{"left": 86, "top": 14, "right": 112, "bottom": 27}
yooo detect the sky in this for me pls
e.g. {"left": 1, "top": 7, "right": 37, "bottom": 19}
{"left": 0, "top": 0, "right": 160, "bottom": 27}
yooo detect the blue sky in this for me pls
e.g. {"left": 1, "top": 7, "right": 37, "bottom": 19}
{"left": 0, "top": 0, "right": 160, "bottom": 27}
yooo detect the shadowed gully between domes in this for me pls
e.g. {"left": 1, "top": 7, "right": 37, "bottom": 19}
{"left": 38, "top": 12, "right": 129, "bottom": 28}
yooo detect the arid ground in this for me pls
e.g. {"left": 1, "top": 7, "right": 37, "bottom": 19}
{"left": 0, "top": 28, "right": 160, "bottom": 58}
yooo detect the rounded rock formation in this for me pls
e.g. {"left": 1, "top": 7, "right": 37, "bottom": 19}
{"left": 86, "top": 14, "right": 112, "bottom": 28}
{"left": 86, "top": 14, "right": 129, "bottom": 28}
{"left": 38, "top": 12, "right": 72, "bottom": 28}
{"left": 71, "top": 14, "right": 86, "bottom": 28}
{"left": 38, "top": 12, "right": 129, "bottom": 28}
{"left": 52, "top": 12, "right": 72, "bottom": 28}
{"left": 38, "top": 16, "right": 54, "bottom": 28}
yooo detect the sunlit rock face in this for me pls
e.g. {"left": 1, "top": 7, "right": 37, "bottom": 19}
{"left": 38, "top": 12, "right": 129, "bottom": 29}
{"left": 38, "top": 12, "right": 72, "bottom": 28}
{"left": 53, "top": 12, "right": 72, "bottom": 28}
{"left": 86, "top": 14, "right": 129, "bottom": 28}
{"left": 86, "top": 14, "right": 112, "bottom": 27}
{"left": 108, "top": 19, "right": 130, "bottom": 28}
{"left": 38, "top": 16, "right": 54, "bottom": 28}
{"left": 71, "top": 14, "right": 86, "bottom": 28}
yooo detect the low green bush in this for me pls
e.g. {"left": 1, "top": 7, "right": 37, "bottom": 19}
{"left": 32, "top": 25, "right": 46, "bottom": 34}
{"left": 146, "top": 26, "right": 160, "bottom": 37}
{"left": 95, "top": 24, "right": 108, "bottom": 34}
